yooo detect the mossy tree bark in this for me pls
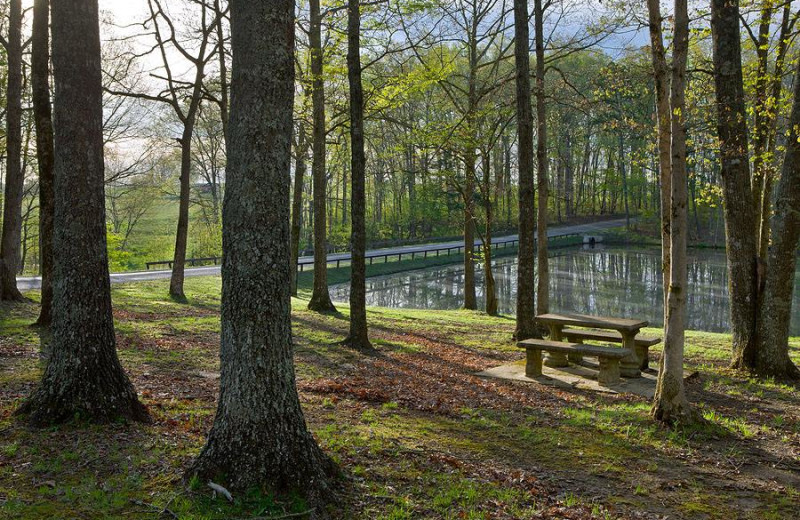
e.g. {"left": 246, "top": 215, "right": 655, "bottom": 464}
{"left": 653, "top": 0, "right": 693, "bottom": 424}
{"left": 17, "top": 0, "right": 148, "bottom": 426}
{"left": 345, "top": 0, "right": 372, "bottom": 350}
{"left": 308, "top": 0, "right": 336, "bottom": 313}
{"left": 0, "top": 0, "right": 24, "bottom": 302}
{"left": 711, "top": 0, "right": 759, "bottom": 371}
{"left": 189, "top": 1, "right": 337, "bottom": 507}
{"left": 32, "top": 0, "right": 55, "bottom": 326}
{"left": 514, "top": 0, "right": 538, "bottom": 339}
{"left": 756, "top": 56, "right": 800, "bottom": 381}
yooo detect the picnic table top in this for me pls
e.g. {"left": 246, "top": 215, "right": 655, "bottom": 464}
{"left": 536, "top": 313, "right": 648, "bottom": 333}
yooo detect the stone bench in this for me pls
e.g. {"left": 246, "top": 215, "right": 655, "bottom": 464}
{"left": 517, "top": 339, "right": 632, "bottom": 386}
{"left": 560, "top": 328, "right": 661, "bottom": 370}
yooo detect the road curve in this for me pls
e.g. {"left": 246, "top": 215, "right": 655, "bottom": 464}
{"left": 16, "top": 218, "right": 628, "bottom": 291}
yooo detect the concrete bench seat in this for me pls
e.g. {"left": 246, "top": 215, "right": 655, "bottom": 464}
{"left": 560, "top": 328, "right": 661, "bottom": 370}
{"left": 517, "top": 339, "right": 632, "bottom": 386}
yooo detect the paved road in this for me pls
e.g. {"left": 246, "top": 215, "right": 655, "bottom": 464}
{"left": 16, "top": 218, "right": 628, "bottom": 291}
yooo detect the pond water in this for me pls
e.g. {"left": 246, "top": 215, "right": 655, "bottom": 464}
{"left": 329, "top": 246, "right": 800, "bottom": 335}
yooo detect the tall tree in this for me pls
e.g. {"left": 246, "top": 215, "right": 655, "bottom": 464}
{"left": 534, "top": 0, "right": 549, "bottom": 315}
{"left": 711, "top": 0, "right": 759, "bottom": 370}
{"left": 106, "top": 0, "right": 220, "bottom": 302}
{"left": 307, "top": 0, "right": 337, "bottom": 312}
{"left": 514, "top": 0, "right": 537, "bottom": 340}
{"left": 17, "top": 0, "right": 149, "bottom": 426}
{"left": 32, "top": 0, "right": 55, "bottom": 326}
{"left": 0, "top": 0, "right": 24, "bottom": 301}
{"left": 189, "top": 0, "right": 336, "bottom": 504}
{"left": 652, "top": 0, "right": 692, "bottom": 424}
{"left": 755, "top": 56, "right": 800, "bottom": 381}
{"left": 290, "top": 94, "right": 310, "bottom": 297}
{"left": 646, "top": 0, "right": 671, "bottom": 323}
{"left": 345, "top": 0, "right": 372, "bottom": 349}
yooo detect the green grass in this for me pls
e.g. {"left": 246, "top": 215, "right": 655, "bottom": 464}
{"left": 1, "top": 275, "right": 799, "bottom": 519}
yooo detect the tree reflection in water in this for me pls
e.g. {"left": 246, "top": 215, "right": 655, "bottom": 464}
{"left": 328, "top": 246, "right": 800, "bottom": 334}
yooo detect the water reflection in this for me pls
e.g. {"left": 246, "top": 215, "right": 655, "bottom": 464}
{"left": 329, "top": 246, "right": 800, "bottom": 335}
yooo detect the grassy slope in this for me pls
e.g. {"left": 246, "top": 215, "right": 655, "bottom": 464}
{"left": 1, "top": 276, "right": 799, "bottom": 519}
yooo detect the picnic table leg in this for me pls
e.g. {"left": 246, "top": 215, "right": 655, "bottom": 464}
{"left": 620, "top": 330, "right": 641, "bottom": 378}
{"left": 568, "top": 337, "right": 584, "bottom": 365}
{"left": 525, "top": 348, "right": 543, "bottom": 378}
{"left": 638, "top": 346, "right": 649, "bottom": 371}
{"left": 544, "top": 324, "right": 569, "bottom": 367}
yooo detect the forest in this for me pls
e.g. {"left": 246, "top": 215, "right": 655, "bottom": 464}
{"left": 0, "top": 0, "right": 799, "bottom": 519}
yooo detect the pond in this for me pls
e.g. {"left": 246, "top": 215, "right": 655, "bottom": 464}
{"left": 329, "top": 245, "right": 800, "bottom": 335}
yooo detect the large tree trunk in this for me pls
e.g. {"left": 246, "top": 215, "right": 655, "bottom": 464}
{"left": 17, "top": 0, "right": 148, "bottom": 426}
{"left": 653, "top": 0, "right": 692, "bottom": 424}
{"left": 189, "top": 2, "right": 336, "bottom": 506}
{"left": 345, "top": 0, "right": 372, "bottom": 350}
{"left": 307, "top": 0, "right": 336, "bottom": 312}
{"left": 711, "top": 0, "right": 759, "bottom": 370}
{"left": 755, "top": 57, "right": 800, "bottom": 381}
{"left": 33, "top": 0, "right": 55, "bottom": 326}
{"left": 534, "top": 0, "right": 549, "bottom": 316}
{"left": 0, "top": 0, "right": 24, "bottom": 301}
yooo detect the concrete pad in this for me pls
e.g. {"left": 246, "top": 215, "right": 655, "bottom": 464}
{"left": 476, "top": 359, "right": 660, "bottom": 398}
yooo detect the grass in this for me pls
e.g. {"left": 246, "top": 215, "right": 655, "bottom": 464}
{"left": 1, "top": 275, "right": 799, "bottom": 519}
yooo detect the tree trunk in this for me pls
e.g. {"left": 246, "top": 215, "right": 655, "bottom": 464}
{"left": 0, "top": 0, "right": 24, "bottom": 301}
{"left": 169, "top": 130, "right": 194, "bottom": 302}
{"left": 711, "top": 0, "right": 759, "bottom": 370}
{"left": 189, "top": 3, "right": 336, "bottom": 506}
{"left": 307, "top": 0, "right": 336, "bottom": 312}
{"left": 291, "top": 118, "right": 309, "bottom": 297}
{"left": 534, "top": 0, "right": 549, "bottom": 316}
{"left": 482, "top": 153, "right": 497, "bottom": 317}
{"left": 755, "top": 57, "right": 800, "bottom": 381}
{"left": 652, "top": 0, "right": 693, "bottom": 424}
{"left": 463, "top": 151, "right": 477, "bottom": 310}
{"left": 33, "top": 0, "right": 55, "bottom": 326}
{"left": 758, "top": 3, "right": 792, "bottom": 262}
{"left": 618, "top": 132, "right": 630, "bottom": 230}
{"left": 345, "top": 0, "right": 372, "bottom": 350}
{"left": 17, "top": 0, "right": 148, "bottom": 426}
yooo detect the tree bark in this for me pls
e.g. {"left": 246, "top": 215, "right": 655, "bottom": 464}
{"left": 757, "top": 3, "right": 791, "bottom": 262}
{"left": 534, "top": 0, "right": 549, "bottom": 316}
{"left": 755, "top": 57, "right": 800, "bottom": 381}
{"left": 463, "top": 151, "right": 477, "bottom": 310}
{"left": 0, "top": 0, "right": 24, "bottom": 301}
{"left": 33, "top": 0, "right": 55, "bottom": 326}
{"left": 307, "top": 0, "right": 336, "bottom": 312}
{"left": 168, "top": 3, "right": 213, "bottom": 302}
{"left": 291, "top": 119, "right": 309, "bottom": 297}
{"left": 17, "top": 0, "right": 148, "bottom": 426}
{"left": 711, "top": 0, "right": 759, "bottom": 370}
{"left": 652, "top": 0, "right": 693, "bottom": 424}
{"left": 482, "top": 152, "right": 497, "bottom": 316}
{"left": 345, "top": 0, "right": 372, "bottom": 349}
{"left": 189, "top": 2, "right": 336, "bottom": 506}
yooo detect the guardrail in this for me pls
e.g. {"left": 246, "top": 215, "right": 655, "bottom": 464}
{"left": 145, "top": 232, "right": 583, "bottom": 271}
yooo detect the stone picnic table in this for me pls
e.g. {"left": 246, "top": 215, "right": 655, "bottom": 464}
{"left": 535, "top": 313, "right": 649, "bottom": 378}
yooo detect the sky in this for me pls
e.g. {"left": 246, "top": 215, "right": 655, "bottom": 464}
{"left": 100, "top": 1, "right": 148, "bottom": 24}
